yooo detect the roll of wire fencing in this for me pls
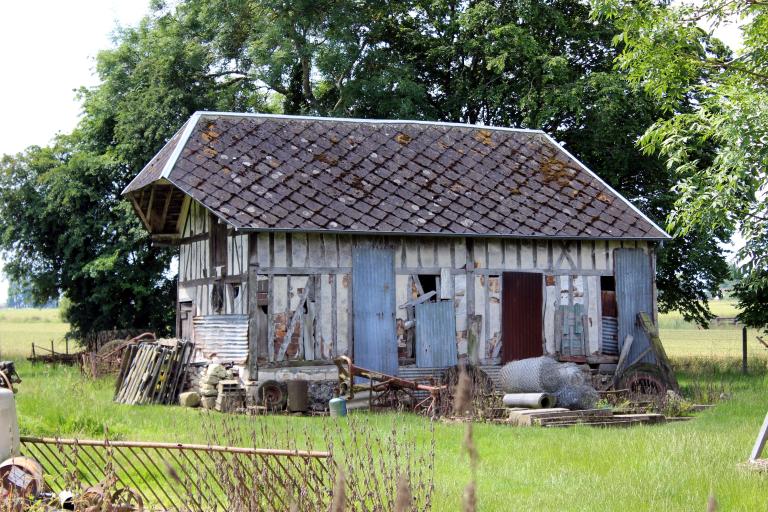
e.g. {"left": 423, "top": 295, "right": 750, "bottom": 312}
{"left": 499, "top": 356, "right": 597, "bottom": 410}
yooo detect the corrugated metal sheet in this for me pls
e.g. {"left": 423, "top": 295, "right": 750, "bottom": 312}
{"left": 614, "top": 249, "right": 656, "bottom": 365}
{"left": 193, "top": 314, "right": 249, "bottom": 363}
{"left": 601, "top": 316, "right": 619, "bottom": 355}
{"left": 352, "top": 245, "right": 398, "bottom": 376}
{"left": 415, "top": 301, "right": 457, "bottom": 368}
{"left": 502, "top": 272, "right": 543, "bottom": 362}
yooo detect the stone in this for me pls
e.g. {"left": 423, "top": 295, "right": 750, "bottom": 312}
{"left": 179, "top": 391, "right": 201, "bottom": 408}
{"left": 201, "top": 396, "right": 217, "bottom": 410}
{"left": 199, "top": 374, "right": 220, "bottom": 387}
{"left": 199, "top": 384, "right": 218, "bottom": 397}
{"left": 207, "top": 364, "right": 228, "bottom": 379}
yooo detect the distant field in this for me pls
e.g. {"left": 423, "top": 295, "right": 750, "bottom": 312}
{"left": 0, "top": 308, "right": 70, "bottom": 359}
{"left": 658, "top": 298, "right": 767, "bottom": 359}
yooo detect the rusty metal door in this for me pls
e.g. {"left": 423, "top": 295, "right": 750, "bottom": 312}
{"left": 415, "top": 300, "right": 457, "bottom": 368}
{"left": 614, "top": 248, "right": 656, "bottom": 364}
{"left": 501, "top": 272, "right": 543, "bottom": 363}
{"left": 352, "top": 244, "right": 398, "bottom": 376}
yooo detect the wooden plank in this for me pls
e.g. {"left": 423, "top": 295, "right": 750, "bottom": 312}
{"left": 453, "top": 238, "right": 466, "bottom": 269}
{"left": 544, "top": 277, "right": 557, "bottom": 354}
{"left": 440, "top": 268, "right": 453, "bottom": 300}
{"left": 750, "top": 412, "right": 768, "bottom": 462}
{"left": 487, "top": 240, "right": 503, "bottom": 268}
{"left": 454, "top": 274, "right": 468, "bottom": 357}
{"left": 307, "top": 234, "right": 324, "bottom": 267}
{"left": 436, "top": 239, "right": 452, "bottom": 267}
{"left": 322, "top": 234, "right": 338, "bottom": 267}
{"left": 520, "top": 240, "right": 534, "bottom": 268}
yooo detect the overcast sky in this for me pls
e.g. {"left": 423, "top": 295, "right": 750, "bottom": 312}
{"left": 0, "top": 1, "right": 745, "bottom": 305}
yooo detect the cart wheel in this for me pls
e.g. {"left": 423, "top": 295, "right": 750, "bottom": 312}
{"left": 257, "top": 380, "right": 287, "bottom": 410}
{"left": 112, "top": 487, "right": 144, "bottom": 511}
{"left": 619, "top": 363, "right": 668, "bottom": 396}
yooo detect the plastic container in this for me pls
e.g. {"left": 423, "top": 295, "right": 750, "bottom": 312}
{"left": 329, "top": 397, "right": 347, "bottom": 417}
{"left": 0, "top": 388, "right": 19, "bottom": 461}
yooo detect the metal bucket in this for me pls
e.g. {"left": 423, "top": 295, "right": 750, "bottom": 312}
{"left": 287, "top": 380, "right": 309, "bottom": 412}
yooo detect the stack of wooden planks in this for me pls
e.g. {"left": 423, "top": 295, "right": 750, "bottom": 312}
{"left": 114, "top": 341, "right": 194, "bottom": 405}
{"left": 504, "top": 407, "right": 666, "bottom": 428}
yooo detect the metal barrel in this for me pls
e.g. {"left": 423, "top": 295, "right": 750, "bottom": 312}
{"left": 287, "top": 380, "right": 309, "bottom": 412}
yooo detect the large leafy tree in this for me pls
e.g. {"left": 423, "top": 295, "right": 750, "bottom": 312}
{"left": 590, "top": 0, "right": 768, "bottom": 329}
{"left": 0, "top": 0, "right": 729, "bottom": 338}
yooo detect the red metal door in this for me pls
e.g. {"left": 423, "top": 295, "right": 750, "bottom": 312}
{"left": 501, "top": 272, "right": 543, "bottom": 362}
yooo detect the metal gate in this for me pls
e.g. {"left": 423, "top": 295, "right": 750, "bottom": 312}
{"left": 501, "top": 272, "right": 543, "bottom": 362}
{"left": 352, "top": 243, "right": 398, "bottom": 376}
{"left": 614, "top": 248, "right": 656, "bottom": 364}
{"left": 415, "top": 300, "right": 457, "bottom": 368}
{"left": 20, "top": 436, "right": 333, "bottom": 512}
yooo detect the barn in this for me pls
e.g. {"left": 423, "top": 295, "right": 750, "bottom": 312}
{"left": 123, "top": 111, "right": 669, "bottom": 384}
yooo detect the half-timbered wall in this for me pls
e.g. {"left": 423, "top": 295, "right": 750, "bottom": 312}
{"left": 177, "top": 202, "right": 250, "bottom": 362}
{"left": 246, "top": 231, "right": 654, "bottom": 366}
{"left": 175, "top": 198, "right": 655, "bottom": 367}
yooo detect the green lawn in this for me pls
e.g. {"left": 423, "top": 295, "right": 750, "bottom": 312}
{"left": 4, "top": 307, "right": 768, "bottom": 510}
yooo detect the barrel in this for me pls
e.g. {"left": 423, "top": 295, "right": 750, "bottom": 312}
{"left": 329, "top": 397, "right": 347, "bottom": 417}
{"left": 287, "top": 380, "right": 309, "bottom": 412}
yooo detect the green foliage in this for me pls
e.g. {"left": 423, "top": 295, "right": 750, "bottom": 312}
{"left": 591, "top": 0, "right": 768, "bottom": 329}
{"left": 0, "top": 0, "right": 732, "bottom": 335}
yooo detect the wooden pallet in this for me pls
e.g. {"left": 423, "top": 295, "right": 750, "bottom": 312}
{"left": 504, "top": 408, "right": 665, "bottom": 427}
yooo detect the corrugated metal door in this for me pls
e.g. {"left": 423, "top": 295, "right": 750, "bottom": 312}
{"left": 614, "top": 248, "right": 656, "bottom": 364}
{"left": 501, "top": 272, "right": 543, "bottom": 363}
{"left": 352, "top": 244, "right": 398, "bottom": 376}
{"left": 415, "top": 300, "right": 457, "bottom": 368}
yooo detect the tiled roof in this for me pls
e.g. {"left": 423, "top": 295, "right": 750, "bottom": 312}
{"left": 123, "top": 112, "right": 668, "bottom": 240}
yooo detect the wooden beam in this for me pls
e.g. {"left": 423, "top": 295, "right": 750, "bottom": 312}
{"left": 160, "top": 187, "right": 174, "bottom": 232}
{"left": 129, "top": 195, "right": 151, "bottom": 232}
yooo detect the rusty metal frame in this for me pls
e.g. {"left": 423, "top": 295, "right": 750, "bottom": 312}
{"left": 20, "top": 437, "right": 333, "bottom": 512}
{"left": 334, "top": 356, "right": 446, "bottom": 415}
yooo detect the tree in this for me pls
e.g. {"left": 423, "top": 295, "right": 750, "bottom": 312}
{"left": 590, "top": 0, "right": 768, "bottom": 329}
{"left": 0, "top": 0, "right": 729, "bottom": 337}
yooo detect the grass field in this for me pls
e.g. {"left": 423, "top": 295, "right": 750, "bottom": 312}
{"left": 2, "top": 306, "right": 768, "bottom": 510}
{"left": 0, "top": 308, "right": 69, "bottom": 359}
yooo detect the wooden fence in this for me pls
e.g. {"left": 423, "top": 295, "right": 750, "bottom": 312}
{"left": 20, "top": 436, "right": 334, "bottom": 511}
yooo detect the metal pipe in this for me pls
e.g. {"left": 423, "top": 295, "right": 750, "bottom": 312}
{"left": 502, "top": 393, "right": 556, "bottom": 409}
{"left": 19, "top": 437, "right": 330, "bottom": 459}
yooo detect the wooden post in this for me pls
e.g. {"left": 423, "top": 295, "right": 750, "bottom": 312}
{"left": 743, "top": 326, "right": 748, "bottom": 375}
{"left": 51, "top": 340, "right": 55, "bottom": 356}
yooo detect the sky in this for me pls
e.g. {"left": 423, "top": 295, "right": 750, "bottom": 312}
{"left": 0, "top": 1, "right": 747, "bottom": 305}
{"left": 0, "top": 1, "right": 149, "bottom": 305}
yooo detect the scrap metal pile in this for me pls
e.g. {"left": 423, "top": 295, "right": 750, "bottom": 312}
{"left": 113, "top": 340, "right": 193, "bottom": 405}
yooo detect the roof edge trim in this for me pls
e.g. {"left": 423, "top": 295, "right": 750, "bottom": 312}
{"left": 160, "top": 112, "right": 203, "bottom": 180}
{"left": 540, "top": 133, "right": 671, "bottom": 240}
{"left": 193, "top": 111, "right": 548, "bottom": 136}
{"left": 230, "top": 224, "right": 669, "bottom": 241}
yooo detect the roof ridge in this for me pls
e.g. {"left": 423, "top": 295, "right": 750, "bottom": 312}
{"left": 193, "top": 110, "right": 548, "bottom": 136}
